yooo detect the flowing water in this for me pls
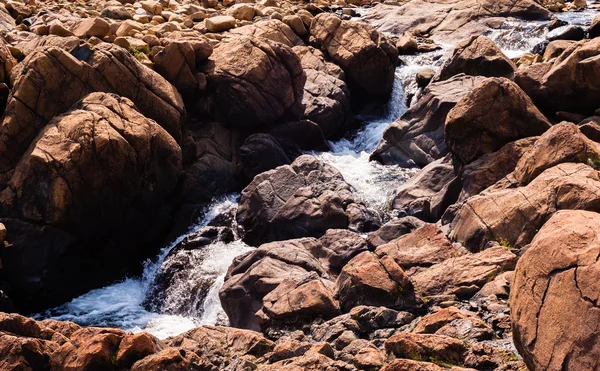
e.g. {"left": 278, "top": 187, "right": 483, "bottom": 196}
{"left": 36, "top": 6, "right": 600, "bottom": 339}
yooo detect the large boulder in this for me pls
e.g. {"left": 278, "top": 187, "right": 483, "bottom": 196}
{"left": 229, "top": 19, "right": 303, "bottom": 47}
{"left": 515, "top": 38, "right": 600, "bottom": 114}
{"left": 371, "top": 75, "right": 485, "bottom": 167}
{"left": 436, "top": 36, "right": 516, "bottom": 81}
{"left": 196, "top": 36, "right": 305, "bottom": 129}
{"left": 0, "top": 42, "right": 185, "bottom": 187}
{"left": 445, "top": 77, "right": 551, "bottom": 164}
{"left": 363, "top": 0, "right": 553, "bottom": 43}
{"left": 511, "top": 210, "right": 600, "bottom": 371}
{"left": 450, "top": 163, "right": 600, "bottom": 251}
{"left": 310, "top": 13, "right": 398, "bottom": 103}
{"left": 0, "top": 93, "right": 182, "bottom": 310}
{"left": 236, "top": 155, "right": 379, "bottom": 245}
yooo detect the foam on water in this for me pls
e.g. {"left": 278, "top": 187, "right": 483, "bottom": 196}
{"left": 36, "top": 195, "right": 247, "bottom": 339}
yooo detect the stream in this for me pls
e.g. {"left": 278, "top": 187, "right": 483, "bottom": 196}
{"left": 35, "top": 5, "right": 600, "bottom": 340}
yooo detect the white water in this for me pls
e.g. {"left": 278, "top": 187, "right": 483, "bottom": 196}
{"left": 36, "top": 5, "right": 600, "bottom": 339}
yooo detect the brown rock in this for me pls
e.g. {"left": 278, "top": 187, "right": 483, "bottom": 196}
{"left": 410, "top": 246, "right": 517, "bottom": 298}
{"left": 71, "top": 18, "right": 110, "bottom": 38}
{"left": 511, "top": 210, "right": 600, "bottom": 371}
{"left": 445, "top": 77, "right": 551, "bottom": 164}
{"left": 315, "top": 229, "right": 368, "bottom": 272}
{"left": 382, "top": 359, "right": 476, "bottom": 371}
{"left": 230, "top": 19, "right": 303, "bottom": 47}
{"left": 116, "top": 333, "right": 163, "bottom": 368}
{"left": 367, "top": 216, "right": 426, "bottom": 248}
{"left": 206, "top": 15, "right": 236, "bottom": 32}
{"left": 51, "top": 328, "right": 125, "bottom": 370}
{"left": 334, "top": 251, "right": 422, "bottom": 312}
{"left": 542, "top": 39, "right": 574, "bottom": 61}
{"left": 413, "top": 307, "right": 494, "bottom": 341}
{"left": 310, "top": 13, "right": 398, "bottom": 102}
{"left": 385, "top": 333, "right": 468, "bottom": 366}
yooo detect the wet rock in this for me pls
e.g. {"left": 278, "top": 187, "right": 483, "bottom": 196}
{"left": 236, "top": 155, "right": 376, "bottom": 245}
{"left": 546, "top": 24, "right": 585, "bottom": 41}
{"left": 196, "top": 36, "right": 305, "bottom": 129}
{"left": 445, "top": 77, "right": 551, "bottom": 164}
{"left": 334, "top": 251, "right": 423, "bottom": 312}
{"left": 0, "top": 93, "right": 181, "bottom": 310}
{"left": 410, "top": 246, "right": 517, "bottom": 298}
{"left": 450, "top": 163, "right": 600, "bottom": 250}
{"left": 269, "top": 119, "right": 330, "bottom": 151}
{"left": 310, "top": 13, "right": 398, "bottom": 103}
{"left": 372, "top": 75, "right": 485, "bottom": 167}
{"left": 588, "top": 14, "right": 600, "bottom": 39}
{"left": 363, "top": 0, "right": 552, "bottom": 43}
{"left": 367, "top": 217, "right": 425, "bottom": 248}
{"left": 511, "top": 210, "right": 600, "bottom": 371}
{"left": 436, "top": 36, "right": 516, "bottom": 81}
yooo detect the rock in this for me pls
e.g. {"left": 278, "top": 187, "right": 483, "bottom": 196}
{"left": 382, "top": 359, "right": 476, "bottom": 371}
{"left": 397, "top": 33, "right": 418, "bottom": 55}
{"left": 546, "top": 25, "right": 585, "bottom": 41}
{"left": 115, "top": 19, "right": 143, "bottom": 37}
{"left": 236, "top": 155, "right": 375, "bottom": 245}
{"left": 51, "top": 327, "right": 126, "bottom": 370}
{"left": 197, "top": 36, "right": 305, "bottom": 129}
{"left": 239, "top": 133, "right": 291, "bottom": 179}
{"left": 367, "top": 217, "right": 426, "bottom": 248}
{"left": 315, "top": 229, "right": 368, "bottom": 272}
{"left": 513, "top": 121, "right": 600, "bottom": 185}
{"left": 362, "top": 0, "right": 552, "bottom": 43}
{"left": 445, "top": 77, "right": 551, "bottom": 164}
{"left": 413, "top": 307, "right": 494, "bottom": 342}
{"left": 354, "top": 347, "right": 385, "bottom": 370}
{"left": 375, "top": 224, "right": 464, "bottom": 270}
{"left": 310, "top": 13, "right": 398, "bottom": 103}
{"left": 391, "top": 154, "right": 459, "bottom": 222}
{"left": 0, "top": 93, "right": 181, "bottom": 309}
{"left": 333, "top": 251, "right": 422, "bottom": 312}
{"left": 205, "top": 15, "right": 237, "bottom": 32}
{"left": 416, "top": 68, "right": 435, "bottom": 88}
{"left": 153, "top": 38, "right": 213, "bottom": 94}
{"left": 116, "top": 333, "right": 163, "bottom": 368}
{"left": 450, "top": 163, "right": 600, "bottom": 250}
{"left": 292, "top": 45, "right": 344, "bottom": 80}
{"left": 130, "top": 348, "right": 203, "bottom": 371}
{"left": 176, "top": 122, "right": 242, "bottom": 204}
{"left": 100, "top": 6, "right": 133, "bottom": 20}
{"left": 511, "top": 210, "right": 600, "bottom": 371}
{"left": 230, "top": 19, "right": 302, "bottom": 47}
{"left": 410, "top": 246, "right": 517, "bottom": 298}
{"left": 589, "top": 14, "right": 600, "bottom": 39}
{"left": 226, "top": 4, "right": 255, "bottom": 21}
{"left": 71, "top": 17, "right": 110, "bottom": 38}
{"left": 269, "top": 120, "right": 330, "bottom": 151}
{"left": 515, "top": 38, "right": 600, "bottom": 114}
{"left": 385, "top": 333, "right": 468, "bottom": 366}
{"left": 284, "top": 15, "right": 308, "bottom": 37}
{"left": 0, "top": 41, "right": 16, "bottom": 84}
{"left": 0, "top": 42, "right": 184, "bottom": 187}
{"left": 436, "top": 36, "right": 516, "bottom": 81}
{"left": 220, "top": 237, "right": 329, "bottom": 330}
{"left": 473, "top": 270, "right": 513, "bottom": 300}
{"left": 371, "top": 75, "right": 485, "bottom": 167}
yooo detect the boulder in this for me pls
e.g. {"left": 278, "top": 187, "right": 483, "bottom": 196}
{"left": 0, "top": 93, "right": 181, "bottom": 309}
{"left": 269, "top": 119, "right": 330, "bottom": 151}
{"left": 219, "top": 238, "right": 330, "bottom": 330}
{"left": 375, "top": 224, "right": 465, "bottom": 270}
{"left": 513, "top": 121, "right": 600, "bottom": 185}
{"left": 315, "top": 229, "right": 368, "bottom": 272}
{"left": 153, "top": 38, "right": 213, "bottom": 94}
{"left": 0, "top": 42, "right": 184, "bottom": 187}
{"left": 546, "top": 25, "right": 585, "bottom": 41}
{"left": 413, "top": 307, "right": 494, "bottom": 342}
{"left": 511, "top": 210, "right": 600, "bottom": 371}
{"left": 229, "top": 19, "right": 303, "bottom": 47}
{"left": 382, "top": 359, "right": 476, "bottom": 371}
{"left": 71, "top": 18, "right": 110, "bottom": 38}
{"left": 310, "top": 13, "right": 398, "bottom": 102}
{"left": 239, "top": 133, "right": 291, "bottom": 179}
{"left": 445, "top": 77, "right": 551, "bottom": 164}
{"left": 436, "top": 36, "right": 516, "bottom": 81}
{"left": 371, "top": 75, "right": 485, "bottom": 167}
{"left": 385, "top": 333, "right": 468, "bottom": 366}
{"left": 196, "top": 36, "right": 305, "bottom": 129}
{"left": 410, "top": 246, "right": 517, "bottom": 298}
{"left": 205, "top": 15, "right": 236, "bottom": 32}
{"left": 226, "top": 4, "right": 256, "bottom": 21}
{"left": 515, "top": 38, "right": 600, "bottom": 114}
{"left": 589, "top": 14, "right": 600, "bottom": 39}
{"left": 542, "top": 39, "right": 574, "bottom": 61}
{"left": 333, "top": 251, "right": 422, "bottom": 312}
{"left": 362, "top": 0, "right": 553, "bottom": 43}
{"left": 367, "top": 217, "right": 425, "bottom": 248}
{"left": 236, "top": 155, "right": 377, "bottom": 245}
{"left": 450, "top": 163, "right": 600, "bottom": 251}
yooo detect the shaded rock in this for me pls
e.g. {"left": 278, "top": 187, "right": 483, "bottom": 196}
{"left": 546, "top": 24, "right": 585, "bottom": 41}
{"left": 511, "top": 210, "right": 600, "bottom": 371}
{"left": 372, "top": 75, "right": 485, "bottom": 167}
{"left": 239, "top": 133, "right": 291, "bottom": 179}
{"left": 436, "top": 36, "right": 516, "bottom": 81}
{"left": 367, "top": 216, "right": 425, "bottom": 248}
{"left": 410, "top": 246, "right": 517, "bottom": 298}
{"left": 315, "top": 229, "right": 368, "bottom": 272}
{"left": 542, "top": 39, "right": 574, "bottom": 61}
{"left": 310, "top": 13, "right": 398, "bottom": 103}
{"left": 445, "top": 77, "right": 551, "bottom": 164}
{"left": 197, "top": 36, "right": 305, "bottom": 129}
{"left": 334, "top": 251, "right": 422, "bottom": 312}
{"left": 589, "top": 14, "right": 600, "bottom": 39}
{"left": 269, "top": 119, "right": 330, "bottom": 152}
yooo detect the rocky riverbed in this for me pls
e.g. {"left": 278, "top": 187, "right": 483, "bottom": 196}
{"left": 0, "top": 0, "right": 600, "bottom": 369}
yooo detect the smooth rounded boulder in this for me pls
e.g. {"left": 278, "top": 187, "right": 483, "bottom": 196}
{"left": 445, "top": 77, "right": 551, "bottom": 164}
{"left": 511, "top": 210, "right": 600, "bottom": 371}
